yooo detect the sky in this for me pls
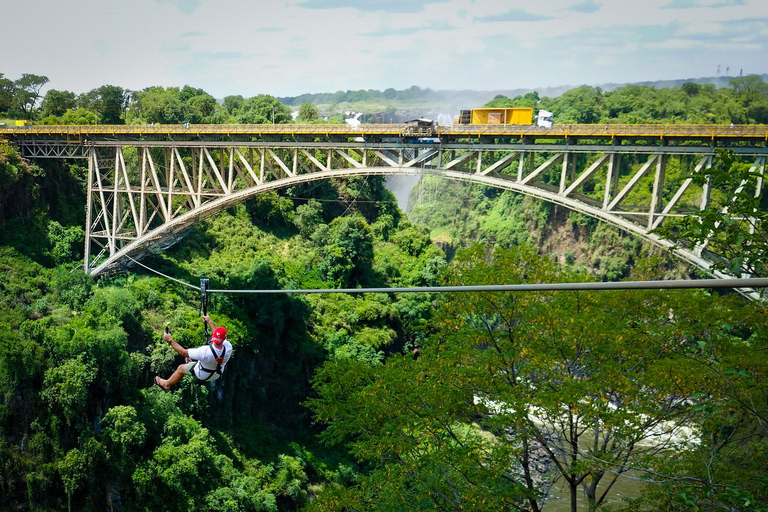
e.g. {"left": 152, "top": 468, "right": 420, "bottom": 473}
{"left": 2, "top": 0, "right": 767, "bottom": 99}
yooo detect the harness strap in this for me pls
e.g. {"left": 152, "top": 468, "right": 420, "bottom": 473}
{"left": 195, "top": 344, "right": 226, "bottom": 381}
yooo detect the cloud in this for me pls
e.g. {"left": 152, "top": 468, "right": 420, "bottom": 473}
{"left": 160, "top": 39, "right": 191, "bottom": 53}
{"left": 155, "top": 0, "right": 202, "bottom": 15}
{"left": 210, "top": 51, "right": 246, "bottom": 60}
{"left": 284, "top": 47, "right": 311, "bottom": 60}
{"left": 296, "top": 0, "right": 450, "bottom": 13}
{"left": 475, "top": 9, "right": 553, "bottom": 23}
{"left": 567, "top": 0, "right": 602, "bottom": 13}
{"left": 95, "top": 39, "right": 111, "bottom": 55}
{"left": 662, "top": 0, "right": 746, "bottom": 8}
{"left": 363, "top": 20, "right": 455, "bottom": 37}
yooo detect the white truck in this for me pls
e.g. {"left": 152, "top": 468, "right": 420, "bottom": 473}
{"left": 536, "top": 110, "right": 554, "bottom": 128}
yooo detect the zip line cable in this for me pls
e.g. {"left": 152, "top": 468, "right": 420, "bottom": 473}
{"left": 285, "top": 196, "right": 398, "bottom": 204}
{"left": 123, "top": 254, "right": 199, "bottom": 290}
{"left": 120, "top": 254, "right": 768, "bottom": 295}
{"left": 206, "top": 278, "right": 768, "bottom": 294}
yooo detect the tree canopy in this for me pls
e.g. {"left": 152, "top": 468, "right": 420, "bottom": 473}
{"left": 1, "top": 69, "right": 767, "bottom": 512}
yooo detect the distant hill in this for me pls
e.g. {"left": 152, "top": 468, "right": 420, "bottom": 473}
{"left": 277, "top": 74, "right": 768, "bottom": 120}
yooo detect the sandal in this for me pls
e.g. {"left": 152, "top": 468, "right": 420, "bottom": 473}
{"left": 154, "top": 376, "right": 170, "bottom": 392}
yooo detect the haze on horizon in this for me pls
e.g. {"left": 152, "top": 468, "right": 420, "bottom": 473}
{"left": 3, "top": 0, "right": 767, "bottom": 99}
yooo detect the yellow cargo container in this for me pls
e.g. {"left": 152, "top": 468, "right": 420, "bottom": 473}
{"left": 469, "top": 107, "right": 533, "bottom": 125}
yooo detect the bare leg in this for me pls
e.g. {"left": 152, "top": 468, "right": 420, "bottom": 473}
{"left": 156, "top": 364, "right": 187, "bottom": 390}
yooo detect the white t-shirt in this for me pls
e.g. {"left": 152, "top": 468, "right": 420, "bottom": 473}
{"left": 188, "top": 340, "right": 233, "bottom": 381}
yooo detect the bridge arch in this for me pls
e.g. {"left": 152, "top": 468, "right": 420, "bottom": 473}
{"left": 87, "top": 146, "right": 758, "bottom": 279}
{"left": 2, "top": 124, "right": 763, "bottom": 279}
{"left": 89, "top": 166, "right": 417, "bottom": 275}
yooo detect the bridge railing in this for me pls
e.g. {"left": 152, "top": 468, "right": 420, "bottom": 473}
{"left": 443, "top": 123, "right": 768, "bottom": 138}
{"left": 2, "top": 123, "right": 767, "bottom": 140}
{"left": 0, "top": 123, "right": 403, "bottom": 137}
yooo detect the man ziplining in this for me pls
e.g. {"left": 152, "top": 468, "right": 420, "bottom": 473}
{"left": 155, "top": 315, "right": 233, "bottom": 391}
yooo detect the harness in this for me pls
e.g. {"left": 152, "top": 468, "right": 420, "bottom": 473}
{"left": 196, "top": 343, "right": 227, "bottom": 381}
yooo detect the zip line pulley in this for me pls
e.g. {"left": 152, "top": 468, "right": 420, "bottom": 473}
{"left": 200, "top": 278, "right": 210, "bottom": 339}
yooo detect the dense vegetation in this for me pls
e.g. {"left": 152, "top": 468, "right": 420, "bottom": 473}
{"left": 0, "top": 139, "right": 446, "bottom": 510}
{"left": 484, "top": 75, "right": 768, "bottom": 124}
{"left": 1, "top": 75, "right": 767, "bottom": 512}
{"left": 2, "top": 72, "right": 768, "bottom": 125}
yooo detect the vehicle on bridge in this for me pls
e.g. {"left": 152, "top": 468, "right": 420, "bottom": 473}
{"left": 535, "top": 109, "right": 554, "bottom": 128}
{"left": 401, "top": 118, "right": 438, "bottom": 138}
{"left": 454, "top": 107, "right": 534, "bottom": 125}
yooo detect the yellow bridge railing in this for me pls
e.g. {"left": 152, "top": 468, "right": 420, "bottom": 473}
{"left": 1, "top": 123, "right": 767, "bottom": 140}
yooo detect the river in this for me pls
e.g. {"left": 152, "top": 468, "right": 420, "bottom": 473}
{"left": 543, "top": 472, "right": 645, "bottom": 511}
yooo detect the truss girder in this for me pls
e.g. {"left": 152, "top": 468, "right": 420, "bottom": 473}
{"left": 82, "top": 143, "right": 767, "bottom": 278}
{"left": 17, "top": 141, "right": 88, "bottom": 159}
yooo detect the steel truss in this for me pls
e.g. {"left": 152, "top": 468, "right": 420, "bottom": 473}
{"left": 17, "top": 140, "right": 88, "bottom": 159}
{"left": 81, "top": 142, "right": 767, "bottom": 276}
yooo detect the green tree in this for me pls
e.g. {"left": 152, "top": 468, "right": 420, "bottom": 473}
{"left": 293, "top": 199, "right": 323, "bottom": 238}
{"left": 603, "top": 85, "right": 660, "bottom": 121}
{"left": 552, "top": 85, "right": 604, "bottom": 124}
{"left": 60, "top": 108, "right": 97, "bottom": 125}
{"left": 308, "top": 246, "right": 744, "bottom": 512}
{"left": 730, "top": 74, "right": 768, "bottom": 107}
{"left": 222, "top": 94, "right": 244, "bottom": 115}
{"left": 628, "top": 321, "right": 768, "bottom": 512}
{"left": 132, "top": 86, "right": 188, "bottom": 124}
{"left": 485, "top": 91, "right": 540, "bottom": 108}
{"left": 654, "top": 148, "right": 767, "bottom": 278}
{"left": 682, "top": 82, "right": 701, "bottom": 97}
{"left": 42, "top": 356, "right": 97, "bottom": 426}
{"left": 58, "top": 439, "right": 106, "bottom": 512}
{"left": 178, "top": 85, "right": 218, "bottom": 123}
{"left": 41, "top": 89, "right": 77, "bottom": 118}
{"left": 237, "top": 95, "right": 291, "bottom": 124}
{"left": 187, "top": 93, "right": 217, "bottom": 123}
{"left": 78, "top": 85, "right": 129, "bottom": 124}
{"left": 297, "top": 102, "right": 320, "bottom": 122}
{"left": 102, "top": 405, "right": 146, "bottom": 480}
{"left": 0, "top": 73, "right": 14, "bottom": 112}
{"left": 13, "top": 73, "right": 49, "bottom": 118}
{"left": 47, "top": 220, "right": 84, "bottom": 264}
{"left": 315, "top": 214, "right": 374, "bottom": 287}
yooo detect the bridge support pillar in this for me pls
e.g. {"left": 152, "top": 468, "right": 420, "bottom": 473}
{"left": 559, "top": 152, "right": 576, "bottom": 194}
{"left": 603, "top": 153, "right": 621, "bottom": 210}
{"left": 648, "top": 154, "right": 667, "bottom": 229}
{"left": 84, "top": 148, "right": 95, "bottom": 273}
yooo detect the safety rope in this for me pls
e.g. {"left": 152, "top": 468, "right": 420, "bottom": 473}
{"left": 117, "top": 254, "right": 768, "bottom": 294}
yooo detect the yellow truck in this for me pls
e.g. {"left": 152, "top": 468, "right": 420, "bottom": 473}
{"left": 15, "top": 120, "right": 32, "bottom": 127}
{"left": 454, "top": 107, "right": 534, "bottom": 125}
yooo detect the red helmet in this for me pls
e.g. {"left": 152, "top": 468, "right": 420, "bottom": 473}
{"left": 212, "top": 327, "right": 227, "bottom": 344}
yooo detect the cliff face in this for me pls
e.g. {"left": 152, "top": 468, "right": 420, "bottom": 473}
{"left": 408, "top": 178, "right": 694, "bottom": 281}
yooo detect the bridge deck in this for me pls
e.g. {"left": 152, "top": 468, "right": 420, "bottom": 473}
{"left": 2, "top": 123, "right": 767, "bottom": 143}
{"left": 2, "top": 122, "right": 764, "bottom": 285}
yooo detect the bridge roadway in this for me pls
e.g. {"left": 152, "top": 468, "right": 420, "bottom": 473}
{"left": 2, "top": 122, "right": 768, "bottom": 146}
{"left": 1, "top": 123, "right": 766, "bottom": 281}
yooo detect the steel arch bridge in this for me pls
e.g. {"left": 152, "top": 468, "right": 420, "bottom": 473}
{"left": 1, "top": 123, "right": 766, "bottom": 277}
